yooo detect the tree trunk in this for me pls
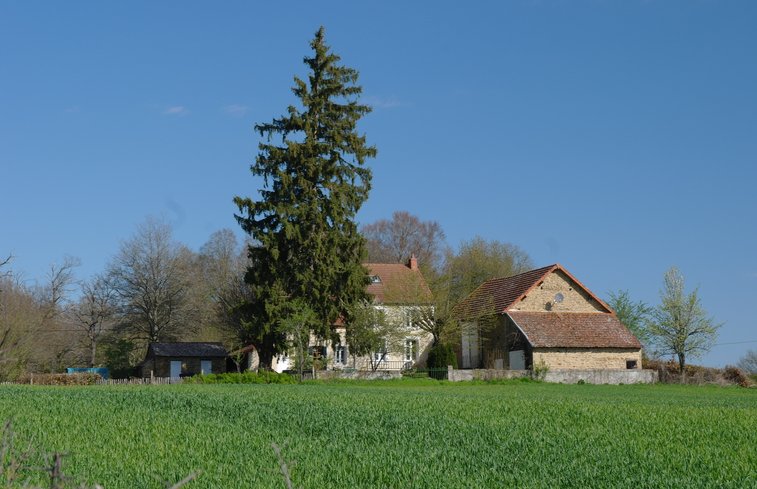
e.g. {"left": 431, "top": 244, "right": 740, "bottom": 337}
{"left": 90, "top": 339, "right": 97, "bottom": 368}
{"left": 678, "top": 352, "right": 686, "bottom": 383}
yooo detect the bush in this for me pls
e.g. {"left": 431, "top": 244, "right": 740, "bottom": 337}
{"left": 426, "top": 343, "right": 457, "bottom": 369}
{"left": 185, "top": 371, "right": 297, "bottom": 384}
{"left": 723, "top": 366, "right": 751, "bottom": 388}
{"left": 645, "top": 359, "right": 753, "bottom": 387}
{"left": 15, "top": 373, "right": 102, "bottom": 386}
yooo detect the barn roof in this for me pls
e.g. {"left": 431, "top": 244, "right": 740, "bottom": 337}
{"left": 147, "top": 342, "right": 228, "bottom": 358}
{"left": 452, "top": 265, "right": 556, "bottom": 320}
{"left": 452, "top": 264, "right": 612, "bottom": 320}
{"left": 507, "top": 312, "right": 642, "bottom": 349}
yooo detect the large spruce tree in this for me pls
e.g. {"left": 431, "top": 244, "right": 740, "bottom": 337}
{"left": 234, "top": 27, "right": 375, "bottom": 368}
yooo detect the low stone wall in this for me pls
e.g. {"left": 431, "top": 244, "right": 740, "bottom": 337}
{"left": 447, "top": 367, "right": 530, "bottom": 382}
{"left": 316, "top": 370, "right": 403, "bottom": 381}
{"left": 544, "top": 369, "right": 657, "bottom": 384}
{"left": 447, "top": 367, "right": 657, "bottom": 384}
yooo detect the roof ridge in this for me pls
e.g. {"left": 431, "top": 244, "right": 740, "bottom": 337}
{"left": 478, "top": 264, "right": 557, "bottom": 287}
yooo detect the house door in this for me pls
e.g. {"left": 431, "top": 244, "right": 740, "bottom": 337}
{"left": 170, "top": 360, "right": 182, "bottom": 378}
{"left": 200, "top": 360, "right": 212, "bottom": 375}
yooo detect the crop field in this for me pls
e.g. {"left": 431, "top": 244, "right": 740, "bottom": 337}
{"left": 0, "top": 380, "right": 755, "bottom": 488}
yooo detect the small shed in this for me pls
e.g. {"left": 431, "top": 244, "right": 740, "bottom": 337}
{"left": 141, "top": 342, "right": 228, "bottom": 379}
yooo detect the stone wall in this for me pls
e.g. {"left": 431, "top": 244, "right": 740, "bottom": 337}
{"left": 447, "top": 367, "right": 657, "bottom": 384}
{"left": 544, "top": 369, "right": 657, "bottom": 384}
{"left": 316, "top": 370, "right": 403, "bottom": 380}
{"left": 447, "top": 367, "right": 530, "bottom": 382}
{"left": 510, "top": 270, "right": 607, "bottom": 313}
{"left": 532, "top": 348, "right": 642, "bottom": 370}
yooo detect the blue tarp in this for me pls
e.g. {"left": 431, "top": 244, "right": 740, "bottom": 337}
{"left": 66, "top": 367, "right": 109, "bottom": 379}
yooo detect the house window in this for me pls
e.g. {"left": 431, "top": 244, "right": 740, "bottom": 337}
{"left": 308, "top": 345, "right": 327, "bottom": 360}
{"left": 334, "top": 345, "right": 346, "bottom": 364}
{"left": 370, "top": 275, "right": 382, "bottom": 284}
{"left": 626, "top": 359, "right": 638, "bottom": 370}
{"left": 404, "top": 339, "right": 418, "bottom": 363}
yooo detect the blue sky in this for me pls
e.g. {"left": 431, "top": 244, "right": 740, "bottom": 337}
{"left": 2, "top": 1, "right": 756, "bottom": 367}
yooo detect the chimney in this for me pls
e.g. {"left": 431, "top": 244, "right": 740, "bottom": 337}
{"left": 407, "top": 254, "right": 418, "bottom": 270}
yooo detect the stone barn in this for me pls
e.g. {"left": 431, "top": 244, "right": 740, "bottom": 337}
{"left": 452, "top": 264, "right": 642, "bottom": 371}
{"left": 140, "top": 342, "right": 228, "bottom": 379}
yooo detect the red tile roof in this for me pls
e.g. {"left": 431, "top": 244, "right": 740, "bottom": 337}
{"left": 364, "top": 263, "right": 432, "bottom": 304}
{"left": 507, "top": 312, "right": 642, "bottom": 349}
{"left": 452, "top": 265, "right": 556, "bottom": 320}
{"left": 451, "top": 263, "right": 613, "bottom": 320}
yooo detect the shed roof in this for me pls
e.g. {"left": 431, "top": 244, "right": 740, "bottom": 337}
{"left": 147, "top": 342, "right": 228, "bottom": 358}
{"left": 507, "top": 312, "right": 642, "bottom": 349}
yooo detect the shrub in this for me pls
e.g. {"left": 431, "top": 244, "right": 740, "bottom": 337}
{"left": 15, "top": 373, "right": 102, "bottom": 386}
{"left": 426, "top": 343, "right": 457, "bottom": 369}
{"left": 723, "top": 366, "right": 751, "bottom": 388}
{"left": 185, "top": 371, "right": 297, "bottom": 384}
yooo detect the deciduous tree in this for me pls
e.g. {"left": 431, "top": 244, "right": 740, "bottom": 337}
{"left": 69, "top": 274, "right": 116, "bottom": 367}
{"left": 648, "top": 267, "right": 721, "bottom": 375}
{"left": 108, "top": 218, "right": 197, "bottom": 343}
{"left": 234, "top": 27, "right": 375, "bottom": 367}
{"left": 607, "top": 289, "right": 652, "bottom": 350}
{"left": 362, "top": 211, "right": 446, "bottom": 274}
{"left": 345, "top": 301, "right": 403, "bottom": 372}
{"left": 736, "top": 349, "right": 757, "bottom": 374}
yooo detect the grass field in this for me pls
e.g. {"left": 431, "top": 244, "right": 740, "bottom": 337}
{"left": 0, "top": 380, "right": 755, "bottom": 488}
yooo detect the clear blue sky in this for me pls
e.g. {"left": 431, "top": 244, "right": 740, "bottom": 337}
{"left": 2, "top": 1, "right": 755, "bottom": 367}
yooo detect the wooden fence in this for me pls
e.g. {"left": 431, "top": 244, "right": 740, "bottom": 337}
{"left": 96, "top": 377, "right": 183, "bottom": 385}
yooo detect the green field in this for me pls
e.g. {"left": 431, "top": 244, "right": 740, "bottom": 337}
{"left": 0, "top": 380, "right": 754, "bottom": 488}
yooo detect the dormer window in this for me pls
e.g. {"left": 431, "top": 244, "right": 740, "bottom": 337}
{"left": 370, "top": 275, "right": 382, "bottom": 284}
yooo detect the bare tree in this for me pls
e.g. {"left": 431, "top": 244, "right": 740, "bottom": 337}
{"left": 737, "top": 350, "right": 757, "bottom": 374}
{"left": 0, "top": 255, "right": 11, "bottom": 280}
{"left": 362, "top": 211, "right": 447, "bottom": 273}
{"left": 648, "top": 267, "right": 721, "bottom": 375}
{"left": 108, "top": 218, "right": 197, "bottom": 343}
{"left": 29, "top": 257, "right": 80, "bottom": 373}
{"left": 69, "top": 275, "right": 116, "bottom": 367}
{"left": 38, "top": 256, "right": 80, "bottom": 321}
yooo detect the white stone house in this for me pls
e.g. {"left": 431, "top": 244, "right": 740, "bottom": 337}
{"left": 452, "top": 264, "right": 642, "bottom": 371}
{"left": 272, "top": 256, "right": 435, "bottom": 372}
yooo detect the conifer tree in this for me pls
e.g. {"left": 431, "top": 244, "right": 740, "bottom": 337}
{"left": 234, "top": 27, "right": 376, "bottom": 368}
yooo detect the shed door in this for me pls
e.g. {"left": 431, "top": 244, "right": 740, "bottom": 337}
{"left": 200, "top": 360, "right": 212, "bottom": 375}
{"left": 170, "top": 360, "right": 182, "bottom": 378}
{"left": 509, "top": 350, "right": 526, "bottom": 370}
{"left": 461, "top": 322, "right": 479, "bottom": 369}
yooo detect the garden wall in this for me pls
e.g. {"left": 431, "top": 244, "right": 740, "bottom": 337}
{"left": 447, "top": 367, "right": 657, "bottom": 384}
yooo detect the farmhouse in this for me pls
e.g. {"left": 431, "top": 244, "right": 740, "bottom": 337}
{"left": 140, "top": 342, "right": 228, "bottom": 378}
{"left": 452, "top": 264, "right": 642, "bottom": 371}
{"left": 273, "top": 256, "right": 435, "bottom": 372}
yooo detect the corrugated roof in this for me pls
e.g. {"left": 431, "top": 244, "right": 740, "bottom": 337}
{"left": 507, "top": 312, "right": 642, "bottom": 349}
{"left": 364, "top": 263, "right": 432, "bottom": 304}
{"left": 452, "top": 265, "right": 556, "bottom": 320}
{"left": 148, "top": 342, "right": 228, "bottom": 358}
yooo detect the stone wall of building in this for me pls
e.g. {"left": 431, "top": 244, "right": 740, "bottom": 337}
{"left": 510, "top": 270, "right": 607, "bottom": 313}
{"left": 532, "top": 348, "right": 642, "bottom": 370}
